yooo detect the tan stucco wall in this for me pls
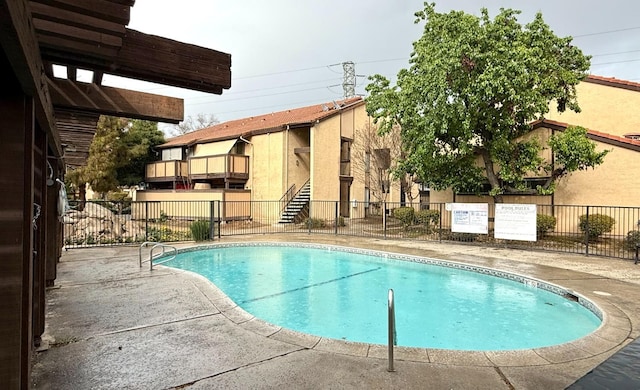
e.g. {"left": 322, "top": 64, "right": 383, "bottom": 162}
{"left": 250, "top": 131, "right": 286, "bottom": 201}
{"left": 133, "top": 190, "right": 225, "bottom": 220}
{"left": 134, "top": 190, "right": 251, "bottom": 220}
{"left": 287, "top": 128, "right": 311, "bottom": 193}
{"left": 554, "top": 142, "right": 640, "bottom": 206}
{"left": 546, "top": 81, "right": 640, "bottom": 136}
{"left": 348, "top": 109, "right": 367, "bottom": 205}
{"left": 311, "top": 116, "right": 341, "bottom": 200}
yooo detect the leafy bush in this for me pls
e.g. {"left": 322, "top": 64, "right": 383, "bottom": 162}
{"left": 303, "top": 218, "right": 326, "bottom": 229}
{"left": 145, "top": 227, "right": 191, "bottom": 242}
{"left": 336, "top": 216, "right": 346, "bottom": 227}
{"left": 624, "top": 230, "right": 640, "bottom": 251}
{"left": 106, "top": 191, "right": 131, "bottom": 202}
{"left": 190, "top": 220, "right": 211, "bottom": 241}
{"left": 393, "top": 207, "right": 415, "bottom": 229}
{"left": 536, "top": 214, "right": 557, "bottom": 237}
{"left": 415, "top": 209, "right": 440, "bottom": 232}
{"left": 578, "top": 214, "right": 615, "bottom": 240}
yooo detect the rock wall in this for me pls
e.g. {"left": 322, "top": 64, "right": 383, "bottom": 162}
{"left": 63, "top": 202, "right": 146, "bottom": 245}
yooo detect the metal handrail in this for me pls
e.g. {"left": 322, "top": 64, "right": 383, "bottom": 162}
{"left": 139, "top": 241, "right": 156, "bottom": 267}
{"left": 149, "top": 243, "right": 177, "bottom": 270}
{"left": 279, "top": 183, "right": 296, "bottom": 212}
{"left": 139, "top": 241, "right": 177, "bottom": 270}
{"left": 388, "top": 288, "right": 397, "bottom": 372}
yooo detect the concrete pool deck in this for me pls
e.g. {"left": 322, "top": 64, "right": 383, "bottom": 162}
{"left": 31, "top": 235, "right": 640, "bottom": 389}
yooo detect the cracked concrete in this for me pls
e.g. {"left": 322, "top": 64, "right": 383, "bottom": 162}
{"left": 31, "top": 235, "right": 640, "bottom": 389}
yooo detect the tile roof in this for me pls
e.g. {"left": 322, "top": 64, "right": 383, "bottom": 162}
{"left": 531, "top": 119, "right": 640, "bottom": 150}
{"left": 161, "top": 97, "right": 364, "bottom": 148}
{"left": 584, "top": 75, "right": 640, "bottom": 92}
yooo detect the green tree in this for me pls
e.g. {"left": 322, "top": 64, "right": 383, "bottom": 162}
{"left": 66, "top": 117, "right": 165, "bottom": 202}
{"left": 366, "top": 4, "right": 607, "bottom": 202}
{"left": 116, "top": 120, "right": 165, "bottom": 186}
{"left": 82, "top": 116, "right": 129, "bottom": 195}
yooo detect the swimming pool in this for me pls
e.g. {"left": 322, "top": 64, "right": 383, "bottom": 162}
{"left": 163, "top": 243, "right": 602, "bottom": 351}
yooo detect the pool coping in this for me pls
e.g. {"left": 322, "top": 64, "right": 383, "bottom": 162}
{"left": 156, "top": 241, "right": 632, "bottom": 368}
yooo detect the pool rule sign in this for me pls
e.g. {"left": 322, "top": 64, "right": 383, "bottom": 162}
{"left": 494, "top": 204, "right": 537, "bottom": 241}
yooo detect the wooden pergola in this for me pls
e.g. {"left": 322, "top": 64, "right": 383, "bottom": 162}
{"left": 0, "top": 1, "right": 231, "bottom": 387}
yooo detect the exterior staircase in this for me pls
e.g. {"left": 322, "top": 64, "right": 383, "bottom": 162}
{"left": 278, "top": 181, "right": 310, "bottom": 223}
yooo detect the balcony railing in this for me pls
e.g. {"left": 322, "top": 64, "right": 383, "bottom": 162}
{"left": 145, "top": 160, "right": 188, "bottom": 182}
{"left": 145, "top": 154, "right": 250, "bottom": 183}
{"left": 189, "top": 154, "right": 249, "bottom": 180}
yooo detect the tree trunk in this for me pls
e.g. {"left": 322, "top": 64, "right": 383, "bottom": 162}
{"left": 479, "top": 149, "right": 503, "bottom": 203}
{"left": 77, "top": 183, "right": 86, "bottom": 212}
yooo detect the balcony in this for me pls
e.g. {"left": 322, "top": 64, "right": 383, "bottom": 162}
{"left": 189, "top": 154, "right": 249, "bottom": 180}
{"left": 146, "top": 160, "right": 188, "bottom": 182}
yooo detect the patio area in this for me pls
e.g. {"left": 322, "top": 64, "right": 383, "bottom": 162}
{"left": 31, "top": 235, "right": 640, "bottom": 389}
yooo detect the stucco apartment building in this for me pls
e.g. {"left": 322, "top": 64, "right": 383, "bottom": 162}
{"left": 140, "top": 74, "right": 640, "bottom": 229}
{"left": 430, "top": 75, "right": 640, "bottom": 206}
{"left": 137, "top": 97, "right": 407, "bottom": 222}
{"left": 429, "top": 75, "right": 640, "bottom": 234}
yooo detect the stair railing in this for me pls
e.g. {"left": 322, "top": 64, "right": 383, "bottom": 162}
{"left": 281, "top": 179, "right": 310, "bottom": 211}
{"left": 279, "top": 183, "right": 296, "bottom": 213}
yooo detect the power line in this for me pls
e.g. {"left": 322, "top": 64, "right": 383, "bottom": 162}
{"left": 591, "top": 49, "right": 640, "bottom": 58}
{"left": 573, "top": 26, "right": 640, "bottom": 38}
{"left": 234, "top": 64, "right": 335, "bottom": 80}
{"left": 208, "top": 96, "right": 341, "bottom": 117}
{"left": 185, "top": 77, "right": 343, "bottom": 101}
{"left": 591, "top": 58, "right": 640, "bottom": 67}
{"left": 187, "top": 85, "right": 341, "bottom": 106}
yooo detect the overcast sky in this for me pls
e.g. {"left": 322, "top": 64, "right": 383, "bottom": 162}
{"left": 103, "top": 1, "right": 640, "bottom": 129}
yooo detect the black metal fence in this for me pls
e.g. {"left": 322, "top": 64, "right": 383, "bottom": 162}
{"left": 63, "top": 199, "right": 640, "bottom": 261}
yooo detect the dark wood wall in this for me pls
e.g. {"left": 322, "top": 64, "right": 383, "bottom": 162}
{"left": 0, "top": 51, "right": 52, "bottom": 389}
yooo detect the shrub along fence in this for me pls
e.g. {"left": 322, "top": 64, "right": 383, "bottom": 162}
{"left": 63, "top": 199, "right": 640, "bottom": 261}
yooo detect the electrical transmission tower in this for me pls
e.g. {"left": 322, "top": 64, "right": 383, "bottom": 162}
{"left": 342, "top": 61, "right": 356, "bottom": 98}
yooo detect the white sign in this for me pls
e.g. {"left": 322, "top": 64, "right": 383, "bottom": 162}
{"left": 495, "top": 204, "right": 537, "bottom": 241}
{"left": 451, "top": 203, "right": 488, "bottom": 234}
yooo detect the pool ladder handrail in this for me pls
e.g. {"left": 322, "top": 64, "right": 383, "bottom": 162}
{"left": 388, "top": 288, "right": 397, "bottom": 372}
{"left": 138, "top": 241, "right": 177, "bottom": 270}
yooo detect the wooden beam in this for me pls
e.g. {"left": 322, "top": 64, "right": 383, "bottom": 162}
{"left": 55, "top": 109, "right": 99, "bottom": 167}
{"left": 66, "top": 65, "right": 75, "bottom": 80}
{"left": 38, "top": 34, "right": 119, "bottom": 59}
{"left": 33, "top": 18, "right": 123, "bottom": 48}
{"left": 0, "top": 0, "right": 62, "bottom": 157}
{"left": 30, "top": 2, "right": 126, "bottom": 37}
{"left": 93, "top": 70, "right": 103, "bottom": 85}
{"left": 48, "top": 77, "right": 184, "bottom": 123}
{"left": 294, "top": 147, "right": 311, "bottom": 154}
{"left": 118, "top": 29, "right": 231, "bottom": 92}
{"left": 29, "top": 0, "right": 132, "bottom": 25}
{"left": 40, "top": 28, "right": 232, "bottom": 94}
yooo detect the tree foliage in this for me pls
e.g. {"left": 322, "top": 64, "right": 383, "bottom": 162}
{"left": 81, "top": 116, "right": 129, "bottom": 194}
{"left": 366, "top": 4, "right": 604, "bottom": 201}
{"left": 66, "top": 116, "right": 165, "bottom": 198}
{"left": 172, "top": 113, "right": 219, "bottom": 136}
{"left": 116, "top": 120, "right": 166, "bottom": 186}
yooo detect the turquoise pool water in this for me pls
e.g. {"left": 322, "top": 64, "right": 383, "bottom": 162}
{"left": 166, "top": 244, "right": 601, "bottom": 351}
